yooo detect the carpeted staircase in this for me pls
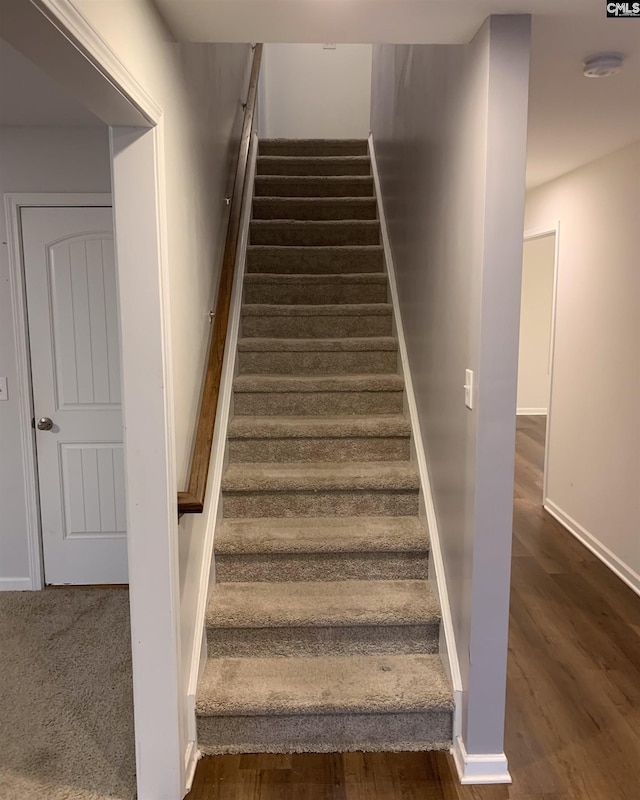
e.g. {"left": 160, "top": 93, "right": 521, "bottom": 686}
{"left": 196, "top": 138, "right": 454, "bottom": 754}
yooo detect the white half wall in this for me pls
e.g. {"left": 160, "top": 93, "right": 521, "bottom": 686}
{"left": 261, "top": 44, "right": 371, "bottom": 139}
{"left": 371, "top": 15, "right": 531, "bottom": 770}
{"left": 526, "top": 142, "right": 640, "bottom": 595}
{"left": 517, "top": 234, "right": 555, "bottom": 414}
{"left": 0, "top": 126, "right": 111, "bottom": 588}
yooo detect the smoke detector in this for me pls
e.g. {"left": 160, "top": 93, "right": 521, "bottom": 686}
{"left": 583, "top": 53, "right": 624, "bottom": 78}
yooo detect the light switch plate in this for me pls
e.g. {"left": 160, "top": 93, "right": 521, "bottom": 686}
{"left": 0, "top": 377, "right": 7, "bottom": 401}
{"left": 464, "top": 369, "right": 473, "bottom": 410}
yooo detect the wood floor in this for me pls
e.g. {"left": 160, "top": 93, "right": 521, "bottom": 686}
{"left": 187, "top": 415, "right": 640, "bottom": 799}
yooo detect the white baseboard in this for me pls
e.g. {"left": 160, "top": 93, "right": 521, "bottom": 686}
{"left": 184, "top": 738, "right": 200, "bottom": 794}
{"left": 368, "top": 133, "right": 463, "bottom": 740}
{"left": 185, "top": 134, "right": 258, "bottom": 718}
{"left": 0, "top": 577, "right": 34, "bottom": 591}
{"left": 452, "top": 736, "right": 511, "bottom": 784}
{"left": 516, "top": 408, "right": 547, "bottom": 415}
{"left": 544, "top": 498, "right": 640, "bottom": 597}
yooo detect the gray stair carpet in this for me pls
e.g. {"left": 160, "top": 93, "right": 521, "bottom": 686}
{"left": 197, "top": 138, "right": 453, "bottom": 755}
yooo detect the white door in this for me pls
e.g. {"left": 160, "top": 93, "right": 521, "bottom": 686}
{"left": 22, "top": 206, "right": 128, "bottom": 585}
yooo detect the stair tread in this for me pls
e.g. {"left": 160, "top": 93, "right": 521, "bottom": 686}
{"left": 227, "top": 414, "right": 410, "bottom": 439}
{"left": 197, "top": 653, "right": 453, "bottom": 717}
{"left": 258, "top": 155, "right": 370, "bottom": 163}
{"left": 215, "top": 516, "right": 428, "bottom": 555}
{"left": 234, "top": 374, "right": 403, "bottom": 392}
{"left": 244, "top": 272, "right": 385, "bottom": 284}
{"left": 256, "top": 175, "right": 373, "bottom": 184}
{"left": 241, "top": 303, "right": 392, "bottom": 317}
{"left": 253, "top": 196, "right": 376, "bottom": 204}
{"left": 222, "top": 461, "right": 419, "bottom": 492}
{"left": 238, "top": 337, "right": 397, "bottom": 353}
{"left": 251, "top": 219, "right": 378, "bottom": 226}
{"left": 248, "top": 244, "right": 382, "bottom": 251}
{"left": 206, "top": 579, "right": 438, "bottom": 628}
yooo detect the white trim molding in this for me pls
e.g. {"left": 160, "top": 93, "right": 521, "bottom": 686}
{"left": 517, "top": 408, "right": 547, "bottom": 415}
{"left": 545, "top": 499, "right": 640, "bottom": 597}
{"left": 0, "top": 578, "right": 34, "bottom": 591}
{"left": 452, "top": 736, "right": 512, "bottom": 784}
{"left": 368, "top": 134, "right": 463, "bottom": 738}
{"left": 183, "top": 132, "right": 259, "bottom": 781}
{"left": 4, "top": 192, "right": 112, "bottom": 592}
{"left": 31, "top": 0, "right": 162, "bottom": 124}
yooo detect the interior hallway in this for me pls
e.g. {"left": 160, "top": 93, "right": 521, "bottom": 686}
{"left": 187, "top": 415, "right": 640, "bottom": 799}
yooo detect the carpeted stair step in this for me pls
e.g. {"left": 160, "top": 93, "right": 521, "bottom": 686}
{"left": 237, "top": 337, "right": 398, "bottom": 376}
{"left": 227, "top": 413, "right": 409, "bottom": 461}
{"left": 205, "top": 579, "right": 439, "bottom": 657}
{"left": 214, "top": 516, "right": 429, "bottom": 582}
{"left": 244, "top": 273, "right": 387, "bottom": 305}
{"left": 233, "top": 374, "right": 404, "bottom": 416}
{"left": 254, "top": 175, "right": 374, "bottom": 198}
{"left": 196, "top": 653, "right": 454, "bottom": 754}
{"left": 247, "top": 245, "right": 384, "bottom": 274}
{"left": 221, "top": 461, "right": 420, "bottom": 518}
{"left": 250, "top": 220, "right": 380, "bottom": 247}
{"left": 253, "top": 197, "right": 377, "bottom": 221}
{"left": 241, "top": 303, "right": 393, "bottom": 338}
{"left": 259, "top": 139, "right": 369, "bottom": 157}
{"left": 257, "top": 155, "right": 371, "bottom": 177}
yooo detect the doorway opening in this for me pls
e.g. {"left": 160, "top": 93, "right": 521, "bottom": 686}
{"left": 516, "top": 228, "right": 558, "bottom": 502}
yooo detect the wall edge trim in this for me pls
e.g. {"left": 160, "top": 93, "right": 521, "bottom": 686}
{"left": 185, "top": 131, "right": 258, "bottom": 705}
{"left": 368, "top": 133, "right": 463, "bottom": 738}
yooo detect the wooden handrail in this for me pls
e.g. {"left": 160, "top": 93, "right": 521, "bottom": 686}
{"left": 178, "top": 44, "right": 263, "bottom": 516}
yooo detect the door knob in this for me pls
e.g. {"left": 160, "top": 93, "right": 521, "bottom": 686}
{"left": 37, "top": 417, "right": 54, "bottom": 431}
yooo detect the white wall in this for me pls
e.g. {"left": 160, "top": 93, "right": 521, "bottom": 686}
{"left": 526, "top": 142, "right": 640, "bottom": 594}
{"left": 0, "top": 126, "right": 111, "bottom": 589}
{"left": 261, "top": 44, "right": 371, "bottom": 139}
{"left": 517, "top": 234, "right": 555, "bottom": 414}
{"left": 371, "top": 15, "right": 530, "bottom": 763}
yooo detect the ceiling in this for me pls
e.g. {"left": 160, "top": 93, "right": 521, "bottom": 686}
{"left": 152, "top": 0, "right": 640, "bottom": 187}
{"left": 527, "top": 14, "right": 640, "bottom": 186}
{"left": 0, "top": 38, "right": 103, "bottom": 127}
{"left": 1, "top": 3, "right": 638, "bottom": 186}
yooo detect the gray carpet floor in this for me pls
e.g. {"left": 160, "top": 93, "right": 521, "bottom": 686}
{"left": 0, "top": 589, "right": 136, "bottom": 800}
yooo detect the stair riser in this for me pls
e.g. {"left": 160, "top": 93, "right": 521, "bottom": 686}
{"left": 206, "top": 622, "right": 437, "bottom": 658}
{"left": 259, "top": 141, "right": 369, "bottom": 157}
{"left": 222, "top": 490, "right": 419, "bottom": 518}
{"left": 252, "top": 199, "right": 377, "bottom": 221}
{"left": 233, "top": 390, "right": 404, "bottom": 416}
{"left": 244, "top": 282, "right": 387, "bottom": 306}
{"left": 250, "top": 224, "right": 380, "bottom": 247}
{"left": 257, "top": 159, "right": 371, "bottom": 177}
{"left": 254, "top": 178, "right": 374, "bottom": 197}
{"left": 247, "top": 247, "right": 384, "bottom": 274}
{"left": 215, "top": 551, "right": 428, "bottom": 582}
{"left": 197, "top": 710, "right": 453, "bottom": 755}
{"left": 242, "top": 314, "right": 393, "bottom": 339}
{"left": 228, "top": 436, "right": 409, "bottom": 463}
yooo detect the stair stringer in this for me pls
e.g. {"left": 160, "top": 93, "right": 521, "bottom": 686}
{"left": 185, "top": 131, "right": 259, "bottom": 779}
{"left": 368, "top": 133, "right": 463, "bottom": 742}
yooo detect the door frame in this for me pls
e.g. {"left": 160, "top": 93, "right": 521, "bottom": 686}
{"left": 4, "top": 192, "right": 113, "bottom": 590}
{"left": 522, "top": 221, "right": 560, "bottom": 504}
